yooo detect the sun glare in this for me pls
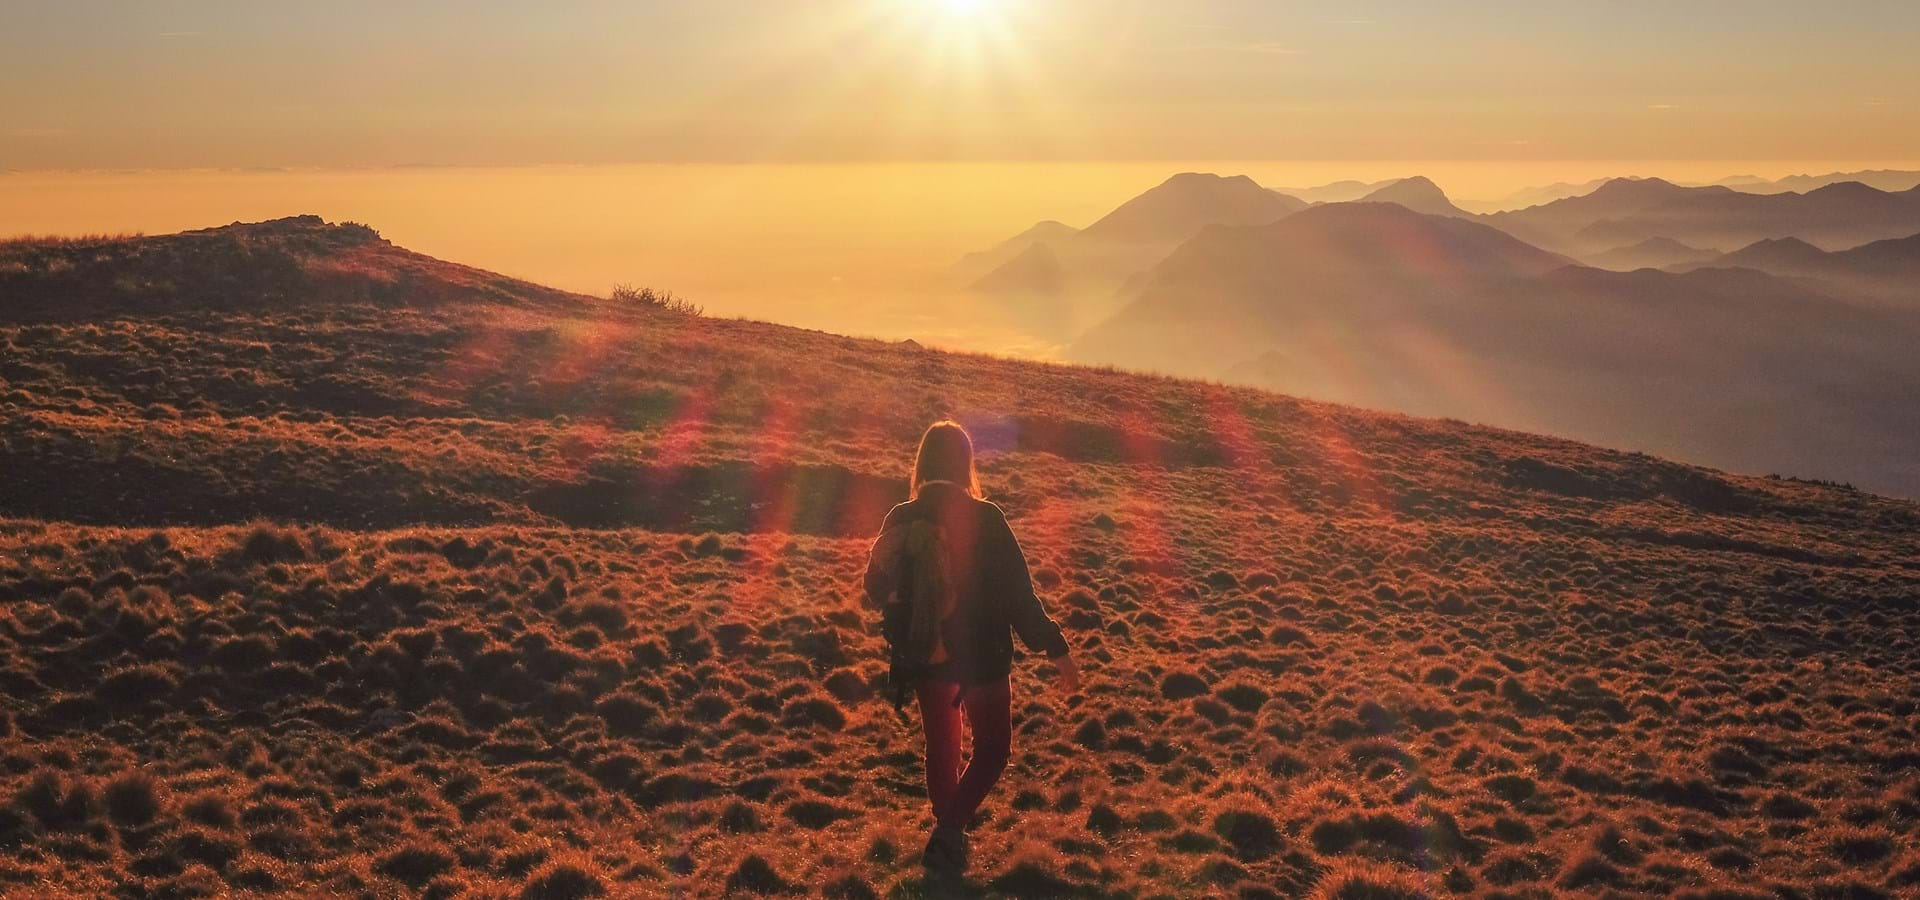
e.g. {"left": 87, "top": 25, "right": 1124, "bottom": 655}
{"left": 918, "top": 0, "right": 1008, "bottom": 34}
{"left": 935, "top": 0, "right": 994, "bottom": 20}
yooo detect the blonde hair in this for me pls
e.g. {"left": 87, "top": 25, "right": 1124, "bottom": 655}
{"left": 911, "top": 420, "right": 980, "bottom": 499}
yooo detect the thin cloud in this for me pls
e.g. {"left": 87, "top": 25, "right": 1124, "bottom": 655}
{"left": 156, "top": 31, "right": 202, "bottom": 38}
{"left": 1647, "top": 104, "right": 1680, "bottom": 110}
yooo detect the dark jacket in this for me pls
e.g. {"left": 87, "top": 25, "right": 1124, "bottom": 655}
{"left": 864, "top": 481, "right": 1069, "bottom": 685}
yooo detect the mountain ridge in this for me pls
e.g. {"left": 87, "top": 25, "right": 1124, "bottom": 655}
{"left": 1492, "top": 177, "right": 1920, "bottom": 255}
{"left": 1358, "top": 176, "right": 1472, "bottom": 218}
{"left": 965, "top": 173, "right": 1310, "bottom": 336}
{"left": 1069, "top": 204, "right": 1920, "bottom": 498}
{"left": 1674, "top": 230, "right": 1920, "bottom": 302}
{"left": 1585, "top": 236, "right": 1718, "bottom": 271}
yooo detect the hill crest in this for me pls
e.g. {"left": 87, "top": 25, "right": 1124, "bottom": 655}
{"left": 0, "top": 216, "right": 596, "bottom": 321}
{"left": 1359, "top": 176, "right": 1470, "bottom": 218}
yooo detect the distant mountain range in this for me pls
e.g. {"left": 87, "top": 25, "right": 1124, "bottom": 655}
{"left": 1482, "top": 169, "right": 1920, "bottom": 213}
{"left": 1064, "top": 200, "right": 1920, "bottom": 496}
{"left": 1270, "top": 179, "right": 1400, "bottom": 204}
{"left": 1071, "top": 202, "right": 1573, "bottom": 376}
{"left": 971, "top": 173, "right": 1920, "bottom": 296}
{"left": 1584, "top": 237, "right": 1719, "bottom": 271}
{"left": 1484, "top": 177, "right": 1920, "bottom": 257}
{"left": 1708, "top": 169, "right": 1920, "bottom": 195}
{"left": 961, "top": 172, "right": 1307, "bottom": 335}
{"left": 1478, "top": 179, "right": 1615, "bottom": 213}
{"left": 1674, "top": 232, "right": 1920, "bottom": 304}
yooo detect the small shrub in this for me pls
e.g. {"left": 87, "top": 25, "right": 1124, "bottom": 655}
{"left": 783, "top": 799, "right": 855, "bottom": 829}
{"left": 15, "top": 770, "right": 98, "bottom": 830}
{"left": 1086, "top": 803, "right": 1123, "bottom": 836}
{"left": 610, "top": 284, "right": 701, "bottom": 316}
{"left": 182, "top": 793, "right": 238, "bottom": 829}
{"left": 377, "top": 843, "right": 458, "bottom": 887}
{"left": 1213, "top": 808, "right": 1283, "bottom": 860}
{"left": 718, "top": 801, "right": 764, "bottom": 834}
{"left": 1216, "top": 682, "right": 1269, "bottom": 713}
{"left": 989, "top": 858, "right": 1081, "bottom": 896}
{"left": 1163, "top": 829, "right": 1220, "bottom": 854}
{"left": 780, "top": 696, "right": 847, "bottom": 732}
{"left": 724, "top": 854, "right": 800, "bottom": 895}
{"left": 1161, "top": 671, "right": 1210, "bottom": 700}
{"left": 822, "top": 873, "right": 880, "bottom": 900}
{"left": 1559, "top": 854, "right": 1626, "bottom": 889}
{"left": 594, "top": 691, "right": 661, "bottom": 737}
{"left": 104, "top": 770, "right": 165, "bottom": 826}
{"left": 1309, "top": 860, "right": 1435, "bottom": 899}
{"left": 823, "top": 669, "right": 873, "bottom": 703}
{"left": 518, "top": 853, "right": 606, "bottom": 899}
{"left": 210, "top": 634, "right": 276, "bottom": 671}
{"left": 97, "top": 664, "right": 178, "bottom": 708}
{"left": 1484, "top": 774, "right": 1537, "bottom": 804}
{"left": 169, "top": 828, "right": 243, "bottom": 870}
{"left": 1828, "top": 827, "right": 1894, "bottom": 863}
{"left": 1072, "top": 718, "right": 1107, "bottom": 749}
{"left": 240, "top": 524, "right": 309, "bottom": 564}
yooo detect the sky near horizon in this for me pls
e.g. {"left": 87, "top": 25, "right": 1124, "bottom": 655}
{"left": 5, "top": 0, "right": 1920, "bottom": 170}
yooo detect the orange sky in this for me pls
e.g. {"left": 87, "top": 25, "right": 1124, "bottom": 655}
{"left": 4, "top": 1, "right": 1919, "bottom": 169}
{"left": 6, "top": 1, "right": 1918, "bottom": 353}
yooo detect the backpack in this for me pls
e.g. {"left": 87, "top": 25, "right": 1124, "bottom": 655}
{"left": 880, "top": 519, "right": 958, "bottom": 712}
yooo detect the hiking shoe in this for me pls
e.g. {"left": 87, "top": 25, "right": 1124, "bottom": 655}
{"left": 922, "top": 824, "right": 968, "bottom": 874}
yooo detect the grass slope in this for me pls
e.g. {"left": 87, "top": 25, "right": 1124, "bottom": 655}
{"left": 1, "top": 219, "right": 1917, "bottom": 898}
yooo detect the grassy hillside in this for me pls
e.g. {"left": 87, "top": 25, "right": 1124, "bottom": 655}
{"left": 2, "top": 219, "right": 1917, "bottom": 898}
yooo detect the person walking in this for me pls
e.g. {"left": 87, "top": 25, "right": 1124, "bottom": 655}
{"left": 864, "top": 420, "right": 1081, "bottom": 875}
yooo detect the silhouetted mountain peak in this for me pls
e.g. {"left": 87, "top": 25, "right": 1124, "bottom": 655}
{"left": 1743, "top": 236, "right": 1822, "bottom": 253}
{"left": 1585, "top": 236, "right": 1718, "bottom": 271}
{"left": 1022, "top": 219, "right": 1076, "bottom": 237}
{"left": 1163, "top": 172, "right": 1258, "bottom": 188}
{"left": 1382, "top": 175, "right": 1443, "bottom": 194}
{"left": 1359, "top": 176, "right": 1466, "bottom": 217}
{"left": 1629, "top": 236, "right": 1701, "bottom": 252}
{"left": 1590, "top": 176, "right": 1682, "bottom": 198}
{"left": 1806, "top": 180, "right": 1882, "bottom": 198}
{"left": 1698, "top": 237, "right": 1830, "bottom": 271}
{"left": 1077, "top": 172, "right": 1306, "bottom": 245}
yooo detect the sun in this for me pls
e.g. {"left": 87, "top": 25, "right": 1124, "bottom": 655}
{"left": 927, "top": 0, "right": 1004, "bottom": 27}
{"left": 935, "top": 0, "right": 994, "bottom": 17}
